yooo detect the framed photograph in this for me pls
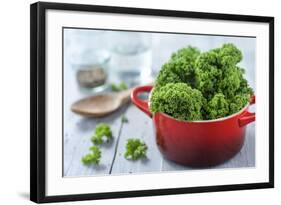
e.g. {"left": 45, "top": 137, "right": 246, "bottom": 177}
{"left": 30, "top": 2, "right": 274, "bottom": 203}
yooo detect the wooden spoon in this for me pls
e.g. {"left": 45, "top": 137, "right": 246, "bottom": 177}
{"left": 71, "top": 88, "right": 133, "bottom": 117}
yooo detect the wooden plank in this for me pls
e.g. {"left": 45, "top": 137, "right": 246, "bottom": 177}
{"left": 63, "top": 63, "right": 88, "bottom": 176}
{"left": 63, "top": 62, "right": 129, "bottom": 177}
{"left": 63, "top": 105, "right": 129, "bottom": 177}
{"left": 110, "top": 105, "right": 163, "bottom": 174}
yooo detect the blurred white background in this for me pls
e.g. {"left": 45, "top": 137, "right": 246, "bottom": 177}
{"left": 150, "top": 33, "right": 256, "bottom": 90}
{"left": 65, "top": 29, "right": 256, "bottom": 91}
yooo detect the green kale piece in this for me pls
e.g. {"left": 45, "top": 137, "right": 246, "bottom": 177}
{"left": 237, "top": 76, "right": 254, "bottom": 96}
{"left": 81, "top": 146, "right": 101, "bottom": 165}
{"left": 228, "top": 93, "right": 251, "bottom": 115}
{"left": 111, "top": 81, "right": 128, "bottom": 92}
{"left": 195, "top": 43, "right": 248, "bottom": 100}
{"left": 218, "top": 43, "right": 243, "bottom": 67}
{"left": 195, "top": 49, "right": 223, "bottom": 99}
{"left": 205, "top": 93, "right": 229, "bottom": 119}
{"left": 218, "top": 66, "right": 242, "bottom": 99}
{"left": 154, "top": 46, "right": 200, "bottom": 89}
{"left": 124, "top": 138, "right": 147, "bottom": 160}
{"left": 91, "top": 123, "right": 113, "bottom": 145}
{"left": 195, "top": 44, "right": 252, "bottom": 116}
{"left": 150, "top": 83, "right": 204, "bottom": 121}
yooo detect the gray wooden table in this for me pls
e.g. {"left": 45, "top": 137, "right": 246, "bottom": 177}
{"left": 63, "top": 68, "right": 255, "bottom": 177}
{"left": 63, "top": 31, "right": 255, "bottom": 177}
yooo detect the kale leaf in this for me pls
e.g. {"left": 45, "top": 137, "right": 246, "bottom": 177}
{"left": 81, "top": 146, "right": 101, "bottom": 165}
{"left": 124, "top": 138, "right": 147, "bottom": 160}
{"left": 91, "top": 123, "right": 113, "bottom": 145}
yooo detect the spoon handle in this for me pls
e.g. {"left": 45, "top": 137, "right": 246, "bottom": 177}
{"left": 118, "top": 88, "right": 134, "bottom": 105}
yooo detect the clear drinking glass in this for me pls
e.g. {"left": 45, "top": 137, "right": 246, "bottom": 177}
{"left": 108, "top": 31, "right": 153, "bottom": 86}
{"left": 66, "top": 29, "right": 110, "bottom": 93}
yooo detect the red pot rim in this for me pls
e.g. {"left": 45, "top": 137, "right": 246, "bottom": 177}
{"left": 153, "top": 102, "right": 250, "bottom": 123}
{"left": 131, "top": 85, "right": 255, "bottom": 125}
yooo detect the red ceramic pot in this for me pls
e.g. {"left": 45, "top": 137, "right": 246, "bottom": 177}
{"left": 131, "top": 85, "right": 255, "bottom": 167}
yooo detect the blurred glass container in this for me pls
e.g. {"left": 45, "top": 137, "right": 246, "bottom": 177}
{"left": 108, "top": 31, "right": 153, "bottom": 86}
{"left": 66, "top": 29, "right": 110, "bottom": 93}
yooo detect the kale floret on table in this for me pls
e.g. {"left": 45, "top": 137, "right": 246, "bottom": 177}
{"left": 124, "top": 138, "right": 147, "bottom": 160}
{"left": 91, "top": 123, "right": 113, "bottom": 145}
{"left": 81, "top": 146, "right": 101, "bottom": 165}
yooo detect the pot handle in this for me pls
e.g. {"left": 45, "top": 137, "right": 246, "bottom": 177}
{"left": 238, "top": 95, "right": 256, "bottom": 127}
{"left": 131, "top": 85, "right": 153, "bottom": 118}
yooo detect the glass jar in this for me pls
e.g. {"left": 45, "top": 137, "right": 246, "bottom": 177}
{"left": 65, "top": 29, "right": 110, "bottom": 93}
{"left": 107, "top": 31, "right": 153, "bottom": 86}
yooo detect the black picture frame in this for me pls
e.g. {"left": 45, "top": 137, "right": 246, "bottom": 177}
{"left": 30, "top": 1, "right": 274, "bottom": 203}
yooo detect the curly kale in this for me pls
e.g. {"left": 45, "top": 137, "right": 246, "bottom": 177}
{"left": 218, "top": 43, "right": 243, "bottom": 67}
{"left": 228, "top": 94, "right": 250, "bottom": 115}
{"left": 154, "top": 46, "right": 201, "bottom": 89}
{"left": 205, "top": 93, "right": 229, "bottom": 119}
{"left": 150, "top": 83, "right": 204, "bottom": 121}
{"left": 111, "top": 81, "right": 128, "bottom": 92}
{"left": 195, "top": 44, "right": 245, "bottom": 100}
{"left": 124, "top": 138, "right": 147, "bottom": 160}
{"left": 91, "top": 123, "right": 113, "bottom": 145}
{"left": 151, "top": 43, "right": 253, "bottom": 120}
{"left": 195, "top": 49, "right": 223, "bottom": 99}
{"left": 81, "top": 146, "right": 101, "bottom": 165}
